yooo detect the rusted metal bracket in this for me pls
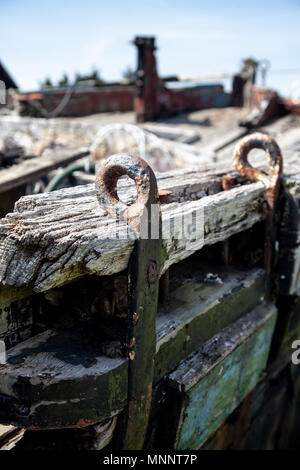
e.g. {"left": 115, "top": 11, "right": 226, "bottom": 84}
{"left": 233, "top": 132, "right": 283, "bottom": 286}
{"left": 95, "top": 154, "right": 162, "bottom": 450}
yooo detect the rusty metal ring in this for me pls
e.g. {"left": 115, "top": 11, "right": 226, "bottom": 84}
{"left": 95, "top": 153, "right": 153, "bottom": 221}
{"left": 233, "top": 132, "right": 283, "bottom": 189}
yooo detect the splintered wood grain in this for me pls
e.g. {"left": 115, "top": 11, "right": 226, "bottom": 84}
{"left": 0, "top": 165, "right": 267, "bottom": 292}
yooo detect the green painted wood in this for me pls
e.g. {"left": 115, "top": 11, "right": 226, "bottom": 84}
{"left": 95, "top": 154, "right": 163, "bottom": 450}
{"left": 0, "top": 267, "right": 266, "bottom": 429}
{"left": 166, "top": 302, "right": 277, "bottom": 450}
{"left": 0, "top": 329, "right": 128, "bottom": 429}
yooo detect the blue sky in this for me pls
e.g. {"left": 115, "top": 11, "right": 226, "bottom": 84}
{"left": 1, "top": 0, "right": 300, "bottom": 95}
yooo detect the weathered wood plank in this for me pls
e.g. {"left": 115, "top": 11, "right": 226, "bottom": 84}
{"left": 0, "top": 329, "right": 128, "bottom": 429}
{"left": 1, "top": 153, "right": 300, "bottom": 294}
{"left": 1, "top": 156, "right": 299, "bottom": 293}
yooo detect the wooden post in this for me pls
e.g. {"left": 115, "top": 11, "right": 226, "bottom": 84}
{"left": 95, "top": 153, "right": 162, "bottom": 449}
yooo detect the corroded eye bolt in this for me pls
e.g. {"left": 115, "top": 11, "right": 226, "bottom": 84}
{"left": 95, "top": 153, "right": 159, "bottom": 230}
{"left": 233, "top": 132, "right": 283, "bottom": 207}
{"left": 233, "top": 132, "right": 283, "bottom": 277}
